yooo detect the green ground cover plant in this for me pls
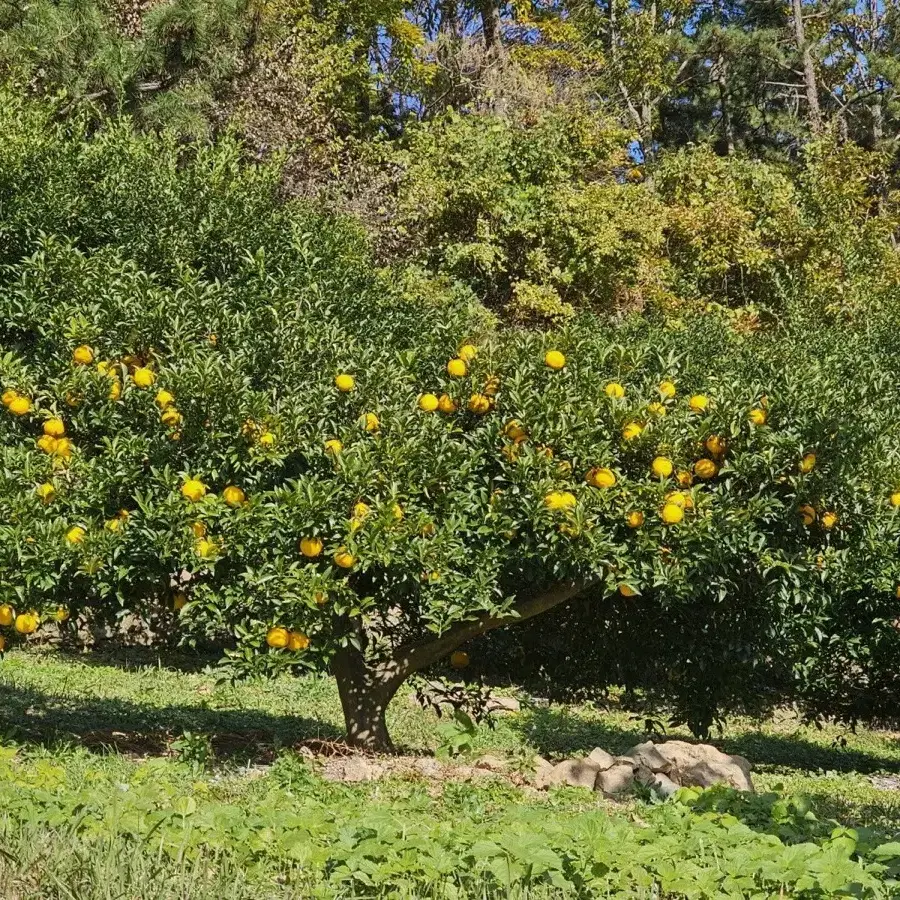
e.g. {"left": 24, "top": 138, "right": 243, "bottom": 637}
{"left": 1, "top": 649, "right": 900, "bottom": 898}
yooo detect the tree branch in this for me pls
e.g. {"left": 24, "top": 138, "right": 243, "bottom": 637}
{"left": 384, "top": 579, "right": 593, "bottom": 685}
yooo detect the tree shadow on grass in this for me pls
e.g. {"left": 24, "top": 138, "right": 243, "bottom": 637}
{"left": 52, "top": 643, "right": 223, "bottom": 675}
{"left": 0, "top": 681, "right": 343, "bottom": 765}
{"left": 513, "top": 706, "right": 900, "bottom": 774}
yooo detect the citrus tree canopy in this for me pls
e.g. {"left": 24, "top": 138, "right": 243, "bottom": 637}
{"left": 2, "top": 94, "right": 900, "bottom": 748}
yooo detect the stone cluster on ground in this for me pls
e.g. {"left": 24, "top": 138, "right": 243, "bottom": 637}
{"left": 534, "top": 740, "right": 753, "bottom": 797}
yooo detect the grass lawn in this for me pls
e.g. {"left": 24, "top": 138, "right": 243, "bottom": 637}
{"left": 1, "top": 647, "right": 899, "bottom": 898}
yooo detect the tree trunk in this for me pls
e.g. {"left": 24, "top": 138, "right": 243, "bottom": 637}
{"left": 714, "top": 50, "right": 735, "bottom": 154}
{"left": 331, "top": 579, "right": 591, "bottom": 752}
{"left": 869, "top": 0, "right": 883, "bottom": 146}
{"left": 479, "top": 0, "right": 501, "bottom": 50}
{"left": 790, "top": 0, "right": 822, "bottom": 134}
{"left": 332, "top": 645, "right": 402, "bottom": 752}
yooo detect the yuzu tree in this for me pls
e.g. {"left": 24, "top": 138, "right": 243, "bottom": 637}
{"left": 2, "top": 94, "right": 900, "bottom": 749}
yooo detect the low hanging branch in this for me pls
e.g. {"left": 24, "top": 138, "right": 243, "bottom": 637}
{"left": 331, "top": 580, "right": 594, "bottom": 751}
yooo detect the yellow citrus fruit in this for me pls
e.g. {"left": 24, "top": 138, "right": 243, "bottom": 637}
{"left": 73, "top": 345, "right": 94, "bottom": 366}
{"left": 55, "top": 607, "right": 69, "bottom": 622}
{"left": 799, "top": 453, "right": 817, "bottom": 473}
{"left": 418, "top": 393, "right": 439, "bottom": 412}
{"left": 108, "top": 379, "right": 122, "bottom": 401}
{"left": 676, "top": 470, "right": 693, "bottom": 487}
{"left": 544, "top": 350, "right": 566, "bottom": 370}
{"left": 66, "top": 526, "right": 86, "bottom": 544}
{"left": 622, "top": 423, "right": 643, "bottom": 441}
{"left": 651, "top": 456, "right": 674, "bottom": 478}
{"left": 659, "top": 380, "right": 676, "bottom": 399}
{"left": 447, "top": 358, "right": 467, "bottom": 378}
{"left": 37, "top": 435, "right": 58, "bottom": 454}
{"left": 334, "top": 549, "right": 356, "bottom": 569}
{"left": 173, "top": 592, "right": 187, "bottom": 611}
{"left": 504, "top": 419, "right": 528, "bottom": 442}
{"left": 799, "top": 504, "right": 816, "bottom": 526}
{"left": 437, "top": 394, "right": 457, "bottom": 413}
{"left": 161, "top": 408, "right": 182, "bottom": 427}
{"left": 195, "top": 538, "right": 217, "bottom": 559}
{"left": 352, "top": 501, "right": 371, "bottom": 520}
{"left": 665, "top": 492, "right": 687, "bottom": 509}
{"left": 458, "top": 344, "right": 477, "bottom": 362}
{"left": 258, "top": 431, "right": 276, "bottom": 447}
{"left": 36, "top": 482, "right": 55, "bottom": 502}
{"left": 605, "top": 382, "right": 625, "bottom": 399}
{"left": 266, "top": 626, "right": 289, "bottom": 649}
{"left": 891, "top": 491, "right": 900, "bottom": 508}
{"left": 483, "top": 375, "right": 501, "bottom": 397}
{"left": 694, "top": 458, "right": 718, "bottom": 480}
{"left": 821, "top": 511, "right": 838, "bottom": 530}
{"left": 191, "top": 521, "right": 207, "bottom": 538}
{"left": 105, "top": 516, "right": 124, "bottom": 532}
{"left": 661, "top": 502, "right": 684, "bottom": 524}
{"left": 287, "top": 631, "right": 310, "bottom": 652}
{"left": 392, "top": 503, "right": 404, "bottom": 521}
{"left": 324, "top": 439, "right": 343, "bottom": 456}
{"left": 181, "top": 479, "right": 208, "bottom": 502}
{"left": 335, "top": 373, "right": 355, "bottom": 392}
{"left": 618, "top": 584, "right": 638, "bottom": 597}
{"left": 626, "top": 510, "right": 645, "bottom": 528}
{"left": 420, "top": 522, "right": 436, "bottom": 537}
{"left": 132, "top": 367, "right": 155, "bottom": 388}
{"left": 0, "top": 604, "right": 14, "bottom": 626}
{"left": 2, "top": 389, "right": 18, "bottom": 406}
{"left": 15, "top": 613, "right": 38, "bottom": 635}
{"left": 155, "top": 389, "right": 175, "bottom": 408}
{"left": 648, "top": 402, "right": 666, "bottom": 416}
{"left": 468, "top": 393, "right": 491, "bottom": 414}
{"left": 586, "top": 467, "right": 616, "bottom": 488}
{"left": 450, "top": 650, "right": 470, "bottom": 669}
{"left": 689, "top": 394, "right": 709, "bottom": 412}
{"left": 363, "top": 412, "right": 380, "bottom": 433}
{"left": 544, "top": 491, "right": 576, "bottom": 511}
{"left": 300, "top": 536, "right": 323, "bottom": 558}
{"left": 0, "top": 635, "right": 5, "bottom": 651}
{"left": 749, "top": 408, "right": 767, "bottom": 426}
{"left": 314, "top": 591, "right": 328, "bottom": 605}
{"left": 8, "top": 396, "right": 31, "bottom": 416}
{"left": 43, "top": 418, "right": 65, "bottom": 438}
{"left": 53, "top": 438, "right": 73, "bottom": 459}
{"left": 704, "top": 435, "right": 726, "bottom": 457}
{"left": 222, "top": 485, "right": 246, "bottom": 507}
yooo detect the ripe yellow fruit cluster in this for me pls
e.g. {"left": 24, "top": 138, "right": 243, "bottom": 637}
{"left": 266, "top": 626, "right": 310, "bottom": 651}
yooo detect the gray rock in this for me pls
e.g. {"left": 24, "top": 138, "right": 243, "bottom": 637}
{"left": 621, "top": 740, "right": 672, "bottom": 773}
{"left": 486, "top": 696, "right": 521, "bottom": 715}
{"left": 587, "top": 747, "right": 618, "bottom": 771}
{"left": 596, "top": 763, "right": 635, "bottom": 795}
{"left": 649, "top": 772, "right": 680, "bottom": 798}
{"left": 322, "top": 758, "right": 384, "bottom": 783}
{"left": 542, "top": 758, "right": 603, "bottom": 791}
{"left": 475, "top": 754, "right": 507, "bottom": 772}
{"left": 533, "top": 756, "right": 555, "bottom": 789}
{"left": 654, "top": 740, "right": 754, "bottom": 792}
